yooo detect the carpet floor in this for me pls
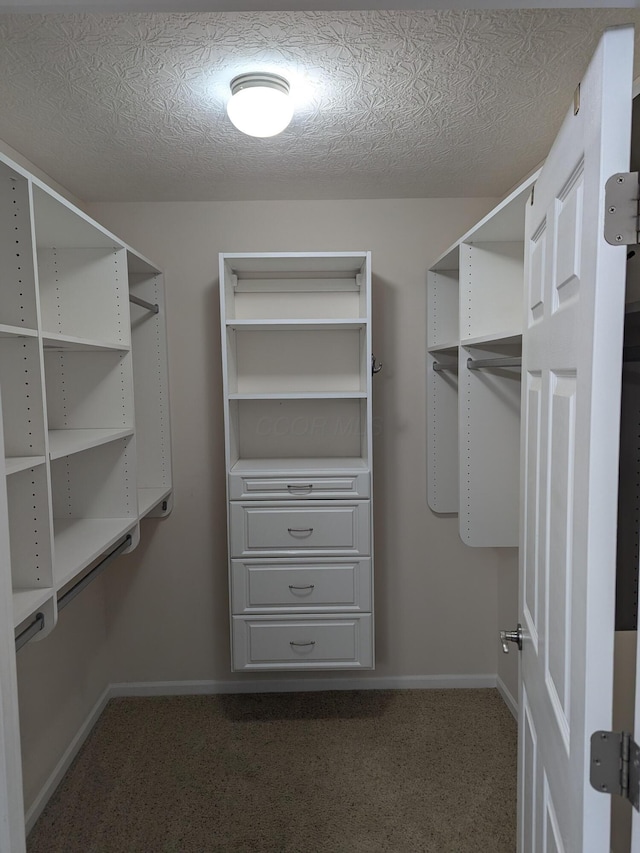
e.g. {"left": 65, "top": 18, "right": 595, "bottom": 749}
{"left": 27, "top": 689, "right": 516, "bottom": 853}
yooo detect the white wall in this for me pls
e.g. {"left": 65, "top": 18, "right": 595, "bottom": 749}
{"left": 87, "top": 198, "right": 516, "bottom": 689}
{"left": 17, "top": 579, "right": 111, "bottom": 813}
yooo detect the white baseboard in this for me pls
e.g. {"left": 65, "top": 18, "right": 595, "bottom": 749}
{"left": 27, "top": 672, "right": 509, "bottom": 835}
{"left": 496, "top": 675, "right": 518, "bottom": 720}
{"left": 24, "top": 684, "right": 111, "bottom": 835}
{"left": 109, "top": 673, "right": 498, "bottom": 697}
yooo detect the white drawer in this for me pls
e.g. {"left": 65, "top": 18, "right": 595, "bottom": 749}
{"left": 231, "top": 558, "right": 372, "bottom": 613}
{"left": 229, "top": 472, "right": 370, "bottom": 501}
{"left": 232, "top": 614, "right": 374, "bottom": 671}
{"left": 229, "top": 501, "right": 370, "bottom": 557}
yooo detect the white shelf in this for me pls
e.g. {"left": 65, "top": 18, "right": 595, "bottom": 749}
{"left": 5, "top": 456, "right": 46, "bottom": 476}
{"left": 41, "top": 332, "right": 129, "bottom": 352}
{"left": 221, "top": 252, "right": 368, "bottom": 274}
{"left": 227, "top": 319, "right": 367, "bottom": 331}
{"left": 231, "top": 457, "right": 370, "bottom": 475}
{"left": 138, "top": 486, "right": 172, "bottom": 518}
{"left": 0, "top": 324, "right": 37, "bottom": 339}
{"left": 12, "top": 588, "right": 54, "bottom": 629}
{"left": 48, "top": 428, "right": 134, "bottom": 460}
{"left": 427, "top": 341, "right": 459, "bottom": 354}
{"left": 229, "top": 392, "right": 367, "bottom": 401}
{"left": 53, "top": 517, "right": 136, "bottom": 591}
{"left": 461, "top": 331, "right": 522, "bottom": 347}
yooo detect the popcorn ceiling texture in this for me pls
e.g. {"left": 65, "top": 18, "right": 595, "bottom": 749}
{"left": 0, "top": 10, "right": 639, "bottom": 201}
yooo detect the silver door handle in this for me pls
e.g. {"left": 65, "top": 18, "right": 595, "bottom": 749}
{"left": 288, "top": 584, "right": 315, "bottom": 591}
{"left": 290, "top": 641, "right": 315, "bottom": 647}
{"left": 500, "top": 624, "right": 523, "bottom": 653}
{"left": 287, "top": 527, "right": 314, "bottom": 535}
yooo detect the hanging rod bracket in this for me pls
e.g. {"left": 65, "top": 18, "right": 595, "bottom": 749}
{"left": 604, "top": 172, "right": 639, "bottom": 246}
{"left": 15, "top": 612, "right": 45, "bottom": 652}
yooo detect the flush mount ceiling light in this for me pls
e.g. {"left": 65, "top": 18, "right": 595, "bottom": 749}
{"left": 226, "top": 73, "right": 294, "bottom": 138}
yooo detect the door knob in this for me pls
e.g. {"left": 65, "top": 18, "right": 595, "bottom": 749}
{"left": 500, "top": 623, "right": 523, "bottom": 653}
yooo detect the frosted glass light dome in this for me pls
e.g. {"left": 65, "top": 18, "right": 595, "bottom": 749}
{"left": 226, "top": 73, "right": 294, "bottom": 138}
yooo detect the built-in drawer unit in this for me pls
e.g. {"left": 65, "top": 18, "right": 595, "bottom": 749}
{"left": 220, "top": 252, "right": 374, "bottom": 672}
{"left": 231, "top": 613, "right": 373, "bottom": 670}
{"left": 231, "top": 558, "right": 372, "bottom": 613}
{"left": 229, "top": 501, "right": 370, "bottom": 557}
{"left": 228, "top": 472, "right": 370, "bottom": 501}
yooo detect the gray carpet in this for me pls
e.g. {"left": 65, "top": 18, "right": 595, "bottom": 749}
{"left": 27, "top": 689, "right": 516, "bottom": 853}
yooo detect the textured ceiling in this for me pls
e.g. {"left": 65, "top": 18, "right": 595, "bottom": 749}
{"left": 0, "top": 10, "right": 639, "bottom": 201}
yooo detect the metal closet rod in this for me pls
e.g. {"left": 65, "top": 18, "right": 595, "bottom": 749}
{"left": 58, "top": 534, "right": 133, "bottom": 613}
{"left": 433, "top": 362, "right": 458, "bottom": 373}
{"left": 129, "top": 294, "right": 159, "bottom": 314}
{"left": 15, "top": 533, "right": 133, "bottom": 652}
{"left": 467, "top": 356, "right": 522, "bottom": 370}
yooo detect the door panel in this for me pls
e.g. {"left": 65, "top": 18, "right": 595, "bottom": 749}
{"left": 523, "top": 374, "right": 542, "bottom": 652}
{"left": 522, "top": 689, "right": 540, "bottom": 853}
{"left": 519, "top": 26, "right": 633, "bottom": 852}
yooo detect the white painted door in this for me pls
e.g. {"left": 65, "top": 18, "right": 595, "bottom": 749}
{"left": 519, "top": 26, "right": 634, "bottom": 853}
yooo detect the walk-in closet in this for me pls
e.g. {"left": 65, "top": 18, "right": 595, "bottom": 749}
{"left": 1, "top": 8, "right": 640, "bottom": 853}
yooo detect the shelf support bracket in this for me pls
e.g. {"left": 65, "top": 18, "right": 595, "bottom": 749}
{"left": 604, "top": 172, "right": 639, "bottom": 246}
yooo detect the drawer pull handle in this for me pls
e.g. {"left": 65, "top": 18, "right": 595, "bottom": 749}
{"left": 287, "top": 484, "right": 313, "bottom": 492}
{"left": 290, "top": 640, "right": 316, "bottom": 647}
{"left": 287, "top": 527, "right": 314, "bottom": 535}
{"left": 288, "top": 584, "right": 315, "bottom": 591}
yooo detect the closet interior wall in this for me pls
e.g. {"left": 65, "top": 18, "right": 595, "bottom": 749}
{"left": 87, "top": 195, "right": 505, "bottom": 693}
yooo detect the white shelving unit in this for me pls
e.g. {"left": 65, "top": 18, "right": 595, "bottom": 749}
{"left": 220, "top": 252, "right": 375, "bottom": 671}
{"left": 0, "top": 150, "right": 172, "bottom": 647}
{"left": 427, "top": 171, "right": 540, "bottom": 546}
